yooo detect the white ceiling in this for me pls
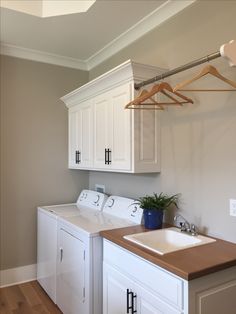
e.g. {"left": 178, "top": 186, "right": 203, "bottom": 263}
{"left": 0, "top": 0, "right": 195, "bottom": 70}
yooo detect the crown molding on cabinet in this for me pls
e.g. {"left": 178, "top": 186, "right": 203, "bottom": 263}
{"left": 0, "top": 0, "right": 196, "bottom": 71}
{"left": 0, "top": 43, "right": 88, "bottom": 70}
{"left": 61, "top": 59, "right": 166, "bottom": 108}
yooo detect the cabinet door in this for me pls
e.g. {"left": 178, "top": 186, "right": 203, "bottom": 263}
{"left": 77, "top": 101, "right": 93, "bottom": 168}
{"left": 133, "top": 108, "right": 160, "bottom": 173}
{"left": 68, "top": 102, "right": 93, "bottom": 169}
{"left": 68, "top": 106, "right": 79, "bottom": 168}
{"left": 103, "top": 263, "right": 135, "bottom": 314}
{"left": 93, "top": 93, "right": 110, "bottom": 169}
{"left": 93, "top": 83, "right": 132, "bottom": 171}
{"left": 109, "top": 83, "right": 132, "bottom": 170}
{"left": 57, "top": 228, "right": 86, "bottom": 314}
{"left": 136, "top": 282, "right": 182, "bottom": 314}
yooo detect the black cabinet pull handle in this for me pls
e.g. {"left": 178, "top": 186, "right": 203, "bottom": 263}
{"left": 75, "top": 150, "right": 81, "bottom": 164}
{"left": 131, "top": 293, "right": 137, "bottom": 314}
{"left": 105, "top": 149, "right": 108, "bottom": 164}
{"left": 75, "top": 150, "right": 78, "bottom": 164}
{"left": 126, "top": 289, "right": 132, "bottom": 313}
{"left": 108, "top": 148, "right": 111, "bottom": 164}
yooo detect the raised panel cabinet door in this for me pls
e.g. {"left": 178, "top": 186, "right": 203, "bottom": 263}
{"left": 93, "top": 93, "right": 110, "bottom": 169}
{"left": 68, "top": 106, "right": 80, "bottom": 168}
{"left": 133, "top": 108, "right": 160, "bottom": 172}
{"left": 109, "top": 83, "right": 132, "bottom": 170}
{"left": 57, "top": 228, "right": 86, "bottom": 314}
{"left": 103, "top": 263, "right": 135, "bottom": 314}
{"left": 136, "top": 282, "right": 182, "bottom": 314}
{"left": 77, "top": 102, "right": 93, "bottom": 168}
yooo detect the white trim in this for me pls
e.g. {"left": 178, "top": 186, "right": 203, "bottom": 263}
{"left": 0, "top": 1, "right": 196, "bottom": 70}
{"left": 0, "top": 44, "right": 88, "bottom": 70}
{"left": 61, "top": 60, "right": 165, "bottom": 108}
{"left": 0, "top": 264, "right": 37, "bottom": 288}
{"left": 86, "top": 0, "right": 196, "bottom": 70}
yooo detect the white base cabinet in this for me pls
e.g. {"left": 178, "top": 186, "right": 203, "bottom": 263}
{"left": 103, "top": 240, "right": 236, "bottom": 314}
{"left": 62, "top": 60, "right": 164, "bottom": 173}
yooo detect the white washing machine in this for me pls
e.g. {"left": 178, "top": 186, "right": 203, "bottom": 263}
{"left": 37, "top": 190, "right": 143, "bottom": 314}
{"left": 37, "top": 190, "right": 108, "bottom": 303}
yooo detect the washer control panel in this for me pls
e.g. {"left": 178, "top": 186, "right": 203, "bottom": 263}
{"left": 103, "top": 196, "right": 143, "bottom": 224}
{"left": 77, "top": 190, "right": 107, "bottom": 211}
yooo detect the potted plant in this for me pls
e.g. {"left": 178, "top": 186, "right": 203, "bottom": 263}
{"left": 137, "top": 193, "right": 179, "bottom": 229}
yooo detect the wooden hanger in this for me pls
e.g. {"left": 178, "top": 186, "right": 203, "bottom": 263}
{"left": 125, "top": 89, "right": 164, "bottom": 110}
{"left": 174, "top": 64, "right": 236, "bottom": 92}
{"left": 125, "top": 82, "right": 193, "bottom": 110}
{"left": 150, "top": 82, "right": 193, "bottom": 104}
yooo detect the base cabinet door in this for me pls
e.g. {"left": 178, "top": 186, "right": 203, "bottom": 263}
{"left": 103, "top": 263, "right": 182, "bottom": 314}
{"left": 103, "top": 263, "right": 135, "bottom": 314}
{"left": 57, "top": 228, "right": 86, "bottom": 314}
{"left": 136, "top": 282, "right": 182, "bottom": 314}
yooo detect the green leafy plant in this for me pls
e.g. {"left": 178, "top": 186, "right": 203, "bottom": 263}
{"left": 137, "top": 193, "right": 180, "bottom": 211}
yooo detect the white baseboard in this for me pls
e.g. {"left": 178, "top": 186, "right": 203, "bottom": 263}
{"left": 0, "top": 264, "right": 37, "bottom": 288}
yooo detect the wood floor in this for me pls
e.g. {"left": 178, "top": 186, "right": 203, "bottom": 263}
{"left": 0, "top": 281, "right": 62, "bottom": 313}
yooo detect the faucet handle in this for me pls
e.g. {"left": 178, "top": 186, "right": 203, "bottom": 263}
{"left": 190, "top": 224, "right": 198, "bottom": 236}
{"left": 180, "top": 222, "right": 187, "bottom": 232}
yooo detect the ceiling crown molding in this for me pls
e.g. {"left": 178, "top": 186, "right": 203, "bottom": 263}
{"left": 0, "top": 0, "right": 196, "bottom": 71}
{"left": 0, "top": 43, "right": 88, "bottom": 70}
{"left": 86, "top": 0, "right": 196, "bottom": 70}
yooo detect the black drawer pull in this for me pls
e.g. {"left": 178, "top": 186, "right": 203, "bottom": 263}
{"left": 105, "top": 148, "right": 108, "bottom": 164}
{"left": 107, "top": 148, "right": 111, "bottom": 164}
{"left": 126, "top": 289, "right": 132, "bottom": 313}
{"left": 131, "top": 292, "right": 137, "bottom": 314}
{"left": 75, "top": 150, "right": 81, "bottom": 164}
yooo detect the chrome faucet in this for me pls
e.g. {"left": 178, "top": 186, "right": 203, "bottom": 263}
{"left": 174, "top": 214, "right": 198, "bottom": 236}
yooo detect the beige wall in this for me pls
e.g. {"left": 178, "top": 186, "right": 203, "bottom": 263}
{"left": 0, "top": 56, "right": 89, "bottom": 270}
{"left": 89, "top": 1, "right": 236, "bottom": 242}
{"left": 1, "top": 0, "right": 236, "bottom": 271}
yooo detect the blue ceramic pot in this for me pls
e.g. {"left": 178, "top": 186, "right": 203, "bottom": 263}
{"left": 143, "top": 209, "right": 163, "bottom": 229}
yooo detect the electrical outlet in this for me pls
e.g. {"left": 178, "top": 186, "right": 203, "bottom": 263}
{"left": 229, "top": 199, "right": 236, "bottom": 217}
{"left": 95, "top": 184, "right": 105, "bottom": 193}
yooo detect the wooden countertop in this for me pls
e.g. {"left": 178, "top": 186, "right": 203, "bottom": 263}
{"left": 100, "top": 224, "right": 236, "bottom": 280}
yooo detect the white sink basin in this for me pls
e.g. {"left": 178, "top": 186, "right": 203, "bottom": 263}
{"left": 123, "top": 227, "right": 216, "bottom": 255}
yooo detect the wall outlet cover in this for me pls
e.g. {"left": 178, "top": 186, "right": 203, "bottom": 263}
{"left": 229, "top": 199, "right": 236, "bottom": 217}
{"left": 95, "top": 184, "right": 105, "bottom": 193}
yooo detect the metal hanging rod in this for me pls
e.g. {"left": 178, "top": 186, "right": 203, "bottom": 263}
{"left": 134, "top": 51, "right": 221, "bottom": 90}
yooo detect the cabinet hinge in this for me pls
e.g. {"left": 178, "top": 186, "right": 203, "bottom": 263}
{"left": 83, "top": 287, "right": 85, "bottom": 298}
{"left": 83, "top": 250, "right": 86, "bottom": 260}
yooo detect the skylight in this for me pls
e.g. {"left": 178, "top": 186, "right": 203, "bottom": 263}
{"left": 0, "top": 0, "right": 96, "bottom": 18}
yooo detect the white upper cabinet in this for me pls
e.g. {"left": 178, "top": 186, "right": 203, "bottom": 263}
{"left": 61, "top": 60, "right": 164, "bottom": 173}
